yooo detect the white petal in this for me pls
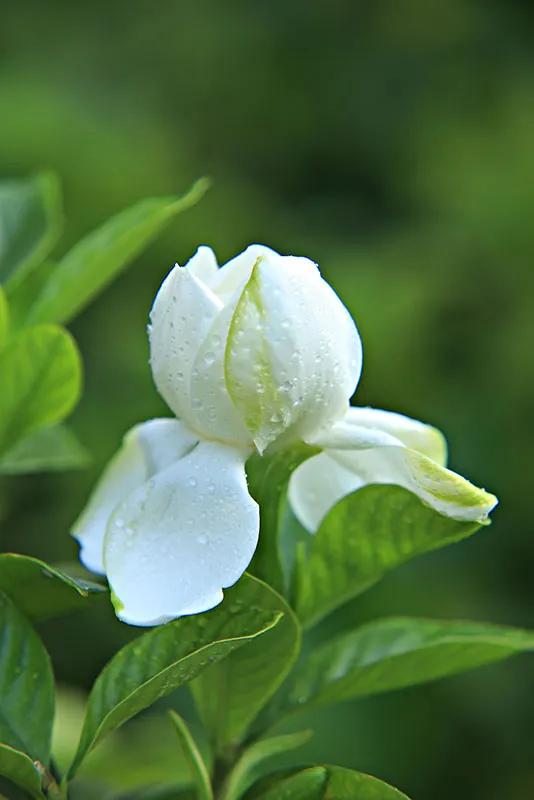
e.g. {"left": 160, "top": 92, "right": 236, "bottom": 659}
{"left": 184, "top": 245, "right": 219, "bottom": 283}
{"left": 72, "top": 419, "right": 197, "bottom": 574}
{"left": 225, "top": 252, "right": 362, "bottom": 452}
{"left": 149, "top": 264, "right": 223, "bottom": 426}
{"left": 312, "top": 406, "right": 447, "bottom": 465}
{"left": 288, "top": 452, "right": 363, "bottom": 534}
{"left": 289, "top": 443, "right": 497, "bottom": 533}
{"left": 103, "top": 441, "right": 259, "bottom": 626}
{"left": 149, "top": 260, "right": 253, "bottom": 446}
{"left": 186, "top": 247, "right": 279, "bottom": 446}
{"left": 188, "top": 297, "right": 253, "bottom": 447}
{"left": 345, "top": 407, "right": 447, "bottom": 464}
{"left": 208, "top": 244, "right": 278, "bottom": 301}
{"left": 330, "top": 446, "right": 497, "bottom": 522}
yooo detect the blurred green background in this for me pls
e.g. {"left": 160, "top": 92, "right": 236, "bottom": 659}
{"left": 1, "top": 1, "right": 534, "bottom": 798}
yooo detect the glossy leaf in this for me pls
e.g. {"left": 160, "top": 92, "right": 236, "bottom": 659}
{"left": 295, "top": 485, "right": 483, "bottom": 628}
{"left": 0, "top": 324, "right": 81, "bottom": 455}
{"left": 0, "top": 554, "right": 105, "bottom": 621}
{"left": 246, "top": 444, "right": 318, "bottom": 593}
{"left": 191, "top": 576, "right": 300, "bottom": 754}
{"left": 0, "top": 744, "right": 45, "bottom": 800}
{"left": 248, "top": 766, "right": 410, "bottom": 799}
{"left": 221, "top": 731, "right": 312, "bottom": 800}
{"left": 27, "top": 178, "right": 210, "bottom": 325}
{"left": 0, "top": 592, "right": 54, "bottom": 763}
{"left": 0, "top": 172, "right": 62, "bottom": 286}
{"left": 0, "top": 424, "right": 89, "bottom": 475}
{"left": 286, "top": 617, "right": 534, "bottom": 708}
{"left": 168, "top": 711, "right": 213, "bottom": 800}
{"left": 68, "top": 574, "right": 282, "bottom": 778}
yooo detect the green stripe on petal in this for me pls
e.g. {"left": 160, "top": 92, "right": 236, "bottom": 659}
{"left": 225, "top": 257, "right": 281, "bottom": 451}
{"left": 225, "top": 251, "right": 362, "bottom": 453}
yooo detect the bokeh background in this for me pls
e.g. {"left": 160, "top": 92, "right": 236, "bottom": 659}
{"left": 1, "top": 1, "right": 534, "bottom": 798}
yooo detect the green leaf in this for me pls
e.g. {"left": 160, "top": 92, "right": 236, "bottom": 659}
{"left": 246, "top": 444, "right": 318, "bottom": 594}
{"left": 0, "top": 592, "right": 54, "bottom": 763}
{"left": 324, "top": 766, "right": 410, "bottom": 799}
{"left": 191, "top": 576, "right": 301, "bottom": 755}
{"left": 0, "top": 288, "right": 8, "bottom": 350}
{"left": 5, "top": 260, "right": 57, "bottom": 329}
{"left": 221, "top": 731, "right": 312, "bottom": 800}
{"left": 248, "top": 766, "right": 410, "bottom": 799}
{"left": 0, "top": 744, "right": 46, "bottom": 800}
{"left": 27, "top": 178, "right": 210, "bottom": 325}
{"left": 168, "top": 711, "right": 213, "bottom": 800}
{"left": 0, "top": 554, "right": 105, "bottom": 621}
{"left": 246, "top": 767, "right": 327, "bottom": 799}
{"left": 285, "top": 617, "right": 534, "bottom": 709}
{"left": 295, "top": 485, "right": 483, "bottom": 628}
{"left": 0, "top": 172, "right": 63, "bottom": 286}
{"left": 0, "top": 424, "right": 89, "bottom": 475}
{"left": 0, "top": 324, "right": 82, "bottom": 454}
{"left": 68, "top": 574, "right": 282, "bottom": 779}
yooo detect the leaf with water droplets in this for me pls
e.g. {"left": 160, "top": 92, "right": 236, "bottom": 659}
{"left": 191, "top": 575, "right": 301, "bottom": 755}
{"left": 0, "top": 554, "right": 105, "bottom": 621}
{"left": 67, "top": 574, "right": 282, "bottom": 778}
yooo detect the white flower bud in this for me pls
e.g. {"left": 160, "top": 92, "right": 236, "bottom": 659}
{"left": 149, "top": 245, "right": 362, "bottom": 452}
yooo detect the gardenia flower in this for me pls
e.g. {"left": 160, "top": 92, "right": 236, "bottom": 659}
{"left": 73, "top": 244, "right": 497, "bottom": 626}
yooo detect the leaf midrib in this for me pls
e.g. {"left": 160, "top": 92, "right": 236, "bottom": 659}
{"left": 70, "top": 612, "right": 282, "bottom": 777}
